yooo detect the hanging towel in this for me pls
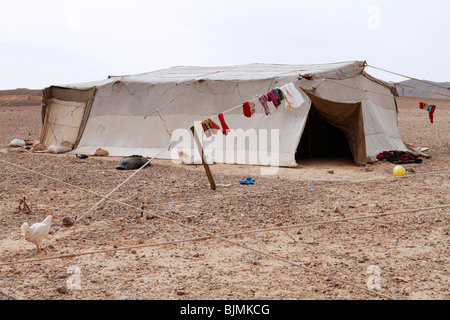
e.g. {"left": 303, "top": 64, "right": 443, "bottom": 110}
{"left": 280, "top": 83, "right": 305, "bottom": 110}
{"left": 419, "top": 102, "right": 436, "bottom": 124}
{"left": 218, "top": 113, "right": 230, "bottom": 135}
{"left": 259, "top": 94, "right": 271, "bottom": 115}
{"left": 201, "top": 118, "right": 221, "bottom": 137}
{"left": 267, "top": 91, "right": 280, "bottom": 108}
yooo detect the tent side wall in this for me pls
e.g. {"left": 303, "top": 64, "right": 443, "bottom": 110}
{"left": 73, "top": 78, "right": 311, "bottom": 167}
{"left": 310, "top": 74, "right": 407, "bottom": 159}
{"left": 40, "top": 86, "right": 96, "bottom": 150}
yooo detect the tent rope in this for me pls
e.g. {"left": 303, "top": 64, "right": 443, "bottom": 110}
{"left": 1, "top": 203, "right": 447, "bottom": 268}
{"left": 395, "top": 82, "right": 450, "bottom": 99}
{"left": 3, "top": 203, "right": 448, "bottom": 299}
{"left": 73, "top": 130, "right": 188, "bottom": 222}
{"left": 367, "top": 65, "right": 450, "bottom": 90}
{"left": 0, "top": 289, "right": 17, "bottom": 300}
{"left": 0, "top": 89, "right": 43, "bottom": 107}
{"left": 1, "top": 158, "right": 447, "bottom": 217}
{"left": 1, "top": 158, "right": 447, "bottom": 300}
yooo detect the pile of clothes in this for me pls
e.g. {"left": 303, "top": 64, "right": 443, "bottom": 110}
{"left": 376, "top": 150, "right": 423, "bottom": 164}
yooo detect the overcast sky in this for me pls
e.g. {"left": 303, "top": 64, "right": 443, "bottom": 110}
{"left": 0, "top": 0, "right": 448, "bottom": 89}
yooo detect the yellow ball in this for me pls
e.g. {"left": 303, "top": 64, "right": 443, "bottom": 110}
{"left": 393, "top": 165, "right": 406, "bottom": 177}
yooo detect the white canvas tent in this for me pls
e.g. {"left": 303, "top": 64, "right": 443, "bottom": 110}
{"left": 39, "top": 61, "right": 408, "bottom": 167}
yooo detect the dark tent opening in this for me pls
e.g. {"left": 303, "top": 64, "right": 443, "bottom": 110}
{"left": 296, "top": 104, "right": 353, "bottom": 161}
{"left": 295, "top": 93, "right": 367, "bottom": 166}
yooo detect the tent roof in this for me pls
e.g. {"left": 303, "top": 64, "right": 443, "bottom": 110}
{"left": 114, "top": 61, "right": 367, "bottom": 82}
{"left": 63, "top": 61, "right": 368, "bottom": 89}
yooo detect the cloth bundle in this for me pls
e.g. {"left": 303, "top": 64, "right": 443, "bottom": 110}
{"left": 376, "top": 150, "right": 423, "bottom": 164}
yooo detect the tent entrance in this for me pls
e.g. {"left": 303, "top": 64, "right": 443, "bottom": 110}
{"left": 296, "top": 104, "right": 353, "bottom": 161}
{"left": 296, "top": 94, "right": 367, "bottom": 166}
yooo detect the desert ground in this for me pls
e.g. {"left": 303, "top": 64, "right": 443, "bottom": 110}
{"left": 0, "top": 95, "right": 448, "bottom": 301}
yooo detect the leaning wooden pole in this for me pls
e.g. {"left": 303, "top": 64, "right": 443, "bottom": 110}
{"left": 190, "top": 125, "right": 216, "bottom": 190}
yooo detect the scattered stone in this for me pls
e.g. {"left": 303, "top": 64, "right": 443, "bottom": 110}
{"left": 56, "top": 285, "right": 69, "bottom": 294}
{"left": 56, "top": 272, "right": 69, "bottom": 279}
{"left": 62, "top": 217, "right": 75, "bottom": 227}
{"left": 246, "top": 252, "right": 262, "bottom": 265}
{"left": 392, "top": 277, "right": 409, "bottom": 284}
{"left": 94, "top": 148, "right": 109, "bottom": 156}
{"left": 175, "top": 288, "right": 186, "bottom": 296}
{"left": 8, "top": 139, "right": 26, "bottom": 147}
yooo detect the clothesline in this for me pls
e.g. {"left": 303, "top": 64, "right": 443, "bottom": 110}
{"left": 198, "top": 82, "right": 306, "bottom": 137}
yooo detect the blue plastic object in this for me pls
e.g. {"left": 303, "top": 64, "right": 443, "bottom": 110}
{"left": 240, "top": 177, "right": 255, "bottom": 185}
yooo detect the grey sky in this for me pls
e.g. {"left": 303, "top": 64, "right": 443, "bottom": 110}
{"left": 1, "top": 0, "right": 448, "bottom": 89}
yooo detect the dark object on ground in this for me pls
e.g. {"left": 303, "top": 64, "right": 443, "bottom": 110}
{"left": 116, "top": 155, "right": 151, "bottom": 170}
{"left": 376, "top": 150, "right": 423, "bottom": 164}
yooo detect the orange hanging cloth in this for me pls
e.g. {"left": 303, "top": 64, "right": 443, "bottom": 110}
{"left": 201, "top": 118, "right": 221, "bottom": 137}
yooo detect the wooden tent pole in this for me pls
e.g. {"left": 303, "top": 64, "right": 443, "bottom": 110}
{"left": 190, "top": 125, "right": 216, "bottom": 190}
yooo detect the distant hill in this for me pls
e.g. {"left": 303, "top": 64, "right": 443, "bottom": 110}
{"left": 0, "top": 88, "right": 43, "bottom": 107}
{"left": 396, "top": 80, "right": 450, "bottom": 99}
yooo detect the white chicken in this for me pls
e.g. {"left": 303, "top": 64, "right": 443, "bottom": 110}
{"left": 21, "top": 214, "right": 53, "bottom": 252}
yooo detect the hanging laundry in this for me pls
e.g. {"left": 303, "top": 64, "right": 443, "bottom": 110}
{"left": 419, "top": 102, "right": 436, "bottom": 124}
{"left": 279, "top": 83, "right": 305, "bottom": 110}
{"left": 249, "top": 101, "right": 256, "bottom": 115}
{"left": 267, "top": 91, "right": 280, "bottom": 108}
{"left": 258, "top": 94, "right": 271, "bottom": 116}
{"left": 272, "top": 89, "right": 285, "bottom": 104}
{"left": 201, "top": 118, "right": 220, "bottom": 137}
{"left": 218, "top": 113, "right": 230, "bottom": 135}
{"left": 242, "top": 102, "right": 254, "bottom": 118}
